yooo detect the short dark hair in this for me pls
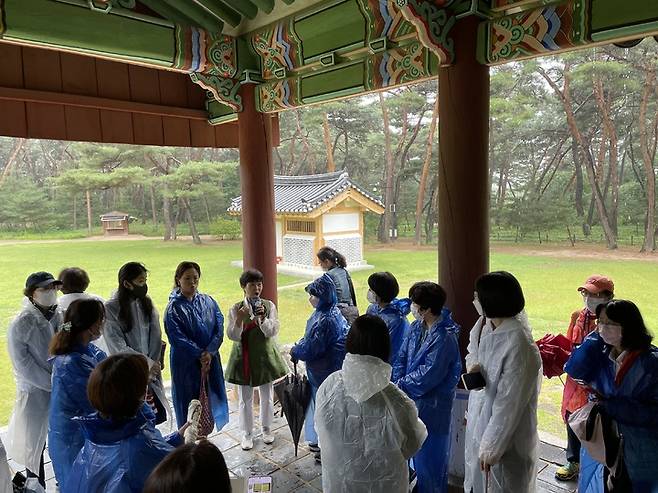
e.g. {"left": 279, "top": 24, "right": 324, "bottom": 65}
{"left": 475, "top": 271, "right": 525, "bottom": 318}
{"left": 58, "top": 267, "right": 90, "bottom": 294}
{"left": 239, "top": 269, "right": 263, "bottom": 288}
{"left": 23, "top": 286, "right": 38, "bottom": 298}
{"left": 408, "top": 281, "right": 446, "bottom": 316}
{"left": 346, "top": 314, "right": 391, "bottom": 363}
{"left": 87, "top": 353, "right": 149, "bottom": 419}
{"left": 142, "top": 440, "right": 231, "bottom": 493}
{"left": 367, "top": 272, "right": 399, "bottom": 303}
{"left": 597, "top": 300, "right": 653, "bottom": 351}
{"left": 174, "top": 261, "right": 201, "bottom": 288}
{"left": 49, "top": 299, "right": 105, "bottom": 356}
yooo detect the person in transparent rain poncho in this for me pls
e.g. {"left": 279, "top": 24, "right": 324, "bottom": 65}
{"left": 104, "top": 262, "right": 169, "bottom": 424}
{"left": 464, "top": 271, "right": 542, "bottom": 493}
{"left": 316, "top": 314, "right": 427, "bottom": 492}
{"left": 7, "top": 272, "right": 63, "bottom": 488}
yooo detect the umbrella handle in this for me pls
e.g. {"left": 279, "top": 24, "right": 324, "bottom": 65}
{"left": 293, "top": 361, "right": 297, "bottom": 375}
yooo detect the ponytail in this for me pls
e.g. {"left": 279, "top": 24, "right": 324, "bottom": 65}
{"left": 49, "top": 298, "right": 105, "bottom": 356}
{"left": 317, "top": 246, "right": 348, "bottom": 268}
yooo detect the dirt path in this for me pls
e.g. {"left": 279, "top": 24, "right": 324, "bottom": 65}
{"left": 2, "top": 235, "right": 658, "bottom": 262}
{"left": 0, "top": 234, "right": 217, "bottom": 246}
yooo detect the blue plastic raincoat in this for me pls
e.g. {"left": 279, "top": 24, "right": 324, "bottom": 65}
{"left": 48, "top": 343, "right": 106, "bottom": 487}
{"left": 392, "top": 308, "right": 462, "bottom": 493}
{"left": 366, "top": 298, "right": 411, "bottom": 368}
{"left": 565, "top": 332, "right": 658, "bottom": 493}
{"left": 164, "top": 289, "right": 229, "bottom": 430}
{"left": 290, "top": 274, "right": 348, "bottom": 389}
{"left": 63, "top": 409, "right": 183, "bottom": 493}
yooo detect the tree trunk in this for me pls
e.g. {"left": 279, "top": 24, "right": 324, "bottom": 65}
{"left": 594, "top": 77, "right": 619, "bottom": 236}
{"left": 414, "top": 98, "right": 439, "bottom": 245}
{"left": 538, "top": 66, "right": 617, "bottom": 249}
{"left": 322, "top": 112, "right": 336, "bottom": 172}
{"left": 183, "top": 198, "right": 202, "bottom": 244}
{"left": 73, "top": 195, "right": 78, "bottom": 229}
{"left": 0, "top": 138, "right": 25, "bottom": 187}
{"left": 639, "top": 66, "right": 657, "bottom": 252}
{"left": 378, "top": 92, "right": 395, "bottom": 243}
{"left": 86, "top": 189, "right": 93, "bottom": 236}
{"left": 149, "top": 184, "right": 158, "bottom": 225}
{"left": 172, "top": 198, "right": 182, "bottom": 240}
{"left": 571, "top": 138, "right": 585, "bottom": 222}
{"left": 163, "top": 183, "right": 173, "bottom": 241}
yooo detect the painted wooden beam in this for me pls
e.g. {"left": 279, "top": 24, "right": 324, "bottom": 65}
{"left": 138, "top": 0, "right": 199, "bottom": 28}
{"left": 194, "top": 0, "right": 242, "bottom": 28}
{"left": 159, "top": 0, "right": 224, "bottom": 33}
{"left": 478, "top": 0, "right": 658, "bottom": 65}
{"left": 217, "top": 0, "right": 259, "bottom": 21}
{"left": 250, "top": 0, "right": 275, "bottom": 15}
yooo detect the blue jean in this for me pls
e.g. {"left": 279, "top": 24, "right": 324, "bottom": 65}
{"left": 304, "top": 385, "right": 318, "bottom": 445}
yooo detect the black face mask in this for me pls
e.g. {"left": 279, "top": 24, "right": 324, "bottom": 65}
{"left": 130, "top": 283, "right": 148, "bottom": 299}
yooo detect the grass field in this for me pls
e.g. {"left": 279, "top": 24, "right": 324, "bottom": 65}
{"left": 1, "top": 238, "right": 657, "bottom": 442}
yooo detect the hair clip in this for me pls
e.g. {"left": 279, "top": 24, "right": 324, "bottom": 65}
{"left": 61, "top": 322, "right": 72, "bottom": 332}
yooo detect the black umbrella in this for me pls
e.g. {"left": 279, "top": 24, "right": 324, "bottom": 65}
{"left": 274, "top": 363, "right": 312, "bottom": 456}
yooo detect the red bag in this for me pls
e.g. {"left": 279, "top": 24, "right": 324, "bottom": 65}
{"left": 198, "top": 367, "right": 215, "bottom": 437}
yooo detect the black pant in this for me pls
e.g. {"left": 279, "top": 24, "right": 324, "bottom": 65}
{"left": 26, "top": 446, "right": 45, "bottom": 488}
{"left": 565, "top": 411, "right": 581, "bottom": 463}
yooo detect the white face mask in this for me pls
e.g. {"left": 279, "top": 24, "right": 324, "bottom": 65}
{"left": 586, "top": 296, "right": 608, "bottom": 314}
{"left": 366, "top": 289, "right": 378, "bottom": 304}
{"left": 410, "top": 303, "right": 423, "bottom": 321}
{"left": 309, "top": 295, "right": 319, "bottom": 308}
{"left": 599, "top": 323, "right": 623, "bottom": 347}
{"left": 473, "top": 297, "right": 484, "bottom": 317}
{"left": 34, "top": 289, "right": 57, "bottom": 308}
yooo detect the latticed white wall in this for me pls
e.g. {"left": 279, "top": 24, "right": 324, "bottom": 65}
{"left": 282, "top": 235, "right": 315, "bottom": 266}
{"left": 325, "top": 235, "right": 363, "bottom": 265}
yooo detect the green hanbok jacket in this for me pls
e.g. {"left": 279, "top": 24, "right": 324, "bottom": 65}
{"left": 225, "top": 298, "right": 288, "bottom": 387}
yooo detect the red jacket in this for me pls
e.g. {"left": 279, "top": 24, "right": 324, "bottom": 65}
{"left": 561, "top": 308, "right": 598, "bottom": 420}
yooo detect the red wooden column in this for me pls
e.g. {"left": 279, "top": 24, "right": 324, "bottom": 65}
{"left": 438, "top": 16, "right": 490, "bottom": 357}
{"left": 238, "top": 83, "right": 278, "bottom": 304}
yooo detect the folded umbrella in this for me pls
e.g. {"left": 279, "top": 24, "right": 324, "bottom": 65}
{"left": 536, "top": 333, "right": 572, "bottom": 379}
{"left": 274, "top": 363, "right": 311, "bottom": 456}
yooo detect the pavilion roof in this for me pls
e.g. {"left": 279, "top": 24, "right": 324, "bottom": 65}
{"left": 228, "top": 170, "right": 383, "bottom": 214}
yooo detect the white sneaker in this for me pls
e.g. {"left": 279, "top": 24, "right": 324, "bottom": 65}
{"left": 262, "top": 428, "right": 274, "bottom": 444}
{"left": 241, "top": 435, "right": 254, "bottom": 450}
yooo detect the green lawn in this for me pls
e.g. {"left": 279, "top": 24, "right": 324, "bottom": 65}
{"left": 1, "top": 239, "right": 657, "bottom": 442}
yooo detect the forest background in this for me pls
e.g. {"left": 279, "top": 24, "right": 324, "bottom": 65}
{"left": 1, "top": 41, "right": 658, "bottom": 251}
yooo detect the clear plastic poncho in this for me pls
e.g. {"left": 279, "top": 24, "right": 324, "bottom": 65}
{"left": 463, "top": 313, "right": 542, "bottom": 493}
{"left": 6, "top": 299, "right": 62, "bottom": 473}
{"left": 316, "top": 353, "right": 427, "bottom": 492}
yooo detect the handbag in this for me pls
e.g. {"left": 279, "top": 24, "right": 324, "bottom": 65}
{"left": 198, "top": 366, "right": 215, "bottom": 437}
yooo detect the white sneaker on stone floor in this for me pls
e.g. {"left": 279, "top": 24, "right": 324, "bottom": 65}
{"left": 262, "top": 428, "right": 275, "bottom": 444}
{"left": 241, "top": 435, "right": 254, "bottom": 450}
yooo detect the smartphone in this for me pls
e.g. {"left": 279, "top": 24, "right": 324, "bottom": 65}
{"left": 461, "top": 371, "right": 486, "bottom": 390}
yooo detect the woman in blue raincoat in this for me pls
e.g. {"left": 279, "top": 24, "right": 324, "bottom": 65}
{"left": 48, "top": 298, "right": 106, "bottom": 487}
{"left": 65, "top": 353, "right": 185, "bottom": 493}
{"left": 392, "top": 281, "right": 462, "bottom": 493}
{"left": 164, "top": 261, "right": 229, "bottom": 430}
{"left": 291, "top": 274, "right": 348, "bottom": 456}
{"left": 565, "top": 300, "right": 658, "bottom": 493}
{"left": 365, "top": 271, "right": 410, "bottom": 369}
